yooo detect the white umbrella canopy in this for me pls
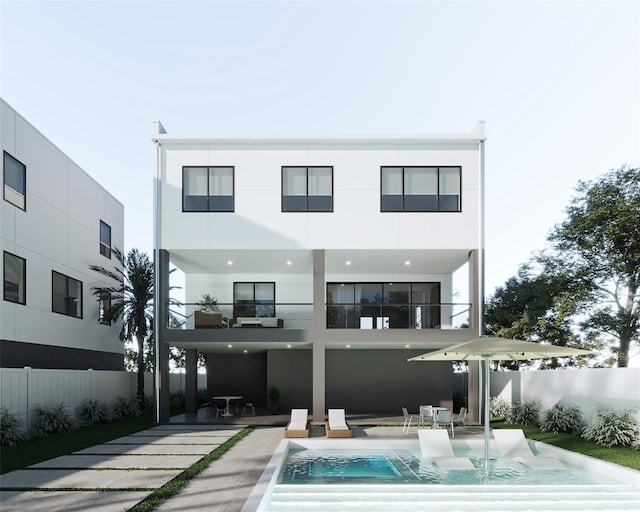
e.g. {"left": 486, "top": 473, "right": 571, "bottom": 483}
{"left": 408, "top": 336, "right": 594, "bottom": 464}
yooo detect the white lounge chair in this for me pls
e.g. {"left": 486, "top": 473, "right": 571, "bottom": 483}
{"left": 493, "top": 429, "right": 565, "bottom": 469}
{"left": 418, "top": 428, "right": 474, "bottom": 470}
{"left": 284, "top": 408, "right": 310, "bottom": 438}
{"left": 326, "top": 408, "right": 352, "bottom": 438}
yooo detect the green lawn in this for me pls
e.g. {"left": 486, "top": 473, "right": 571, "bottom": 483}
{"left": 491, "top": 420, "right": 640, "bottom": 471}
{"left": 0, "top": 414, "right": 154, "bottom": 474}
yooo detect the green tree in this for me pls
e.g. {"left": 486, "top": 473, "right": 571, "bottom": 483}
{"left": 90, "top": 248, "right": 155, "bottom": 405}
{"left": 540, "top": 165, "right": 640, "bottom": 367}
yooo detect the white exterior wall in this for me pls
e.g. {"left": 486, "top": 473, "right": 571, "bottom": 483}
{"left": 159, "top": 142, "right": 480, "bottom": 251}
{"left": 0, "top": 99, "right": 124, "bottom": 357}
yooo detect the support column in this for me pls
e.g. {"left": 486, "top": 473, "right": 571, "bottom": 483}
{"left": 311, "top": 249, "right": 326, "bottom": 423}
{"left": 185, "top": 349, "right": 198, "bottom": 415}
{"left": 154, "top": 248, "right": 171, "bottom": 423}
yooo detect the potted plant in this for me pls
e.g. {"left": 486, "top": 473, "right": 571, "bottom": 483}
{"left": 194, "top": 294, "right": 223, "bottom": 328}
{"left": 268, "top": 386, "right": 281, "bottom": 415}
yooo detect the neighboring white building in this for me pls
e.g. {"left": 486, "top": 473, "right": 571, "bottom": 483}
{"left": 152, "top": 122, "right": 486, "bottom": 421}
{"left": 1, "top": 99, "right": 124, "bottom": 370}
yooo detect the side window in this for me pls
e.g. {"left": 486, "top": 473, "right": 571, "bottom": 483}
{"left": 3, "top": 251, "right": 26, "bottom": 304}
{"left": 99, "top": 291, "right": 111, "bottom": 324}
{"left": 100, "top": 221, "right": 112, "bottom": 258}
{"left": 381, "top": 166, "right": 461, "bottom": 212}
{"left": 3, "top": 151, "right": 26, "bottom": 210}
{"left": 282, "top": 166, "right": 333, "bottom": 212}
{"left": 233, "top": 282, "right": 275, "bottom": 318}
{"left": 183, "top": 166, "right": 234, "bottom": 212}
{"left": 52, "top": 271, "right": 83, "bottom": 318}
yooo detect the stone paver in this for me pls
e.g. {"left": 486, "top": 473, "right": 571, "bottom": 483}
{"left": 133, "top": 428, "right": 242, "bottom": 437}
{"left": 0, "top": 490, "right": 148, "bottom": 512}
{"left": 106, "top": 435, "right": 225, "bottom": 445}
{"left": 74, "top": 443, "right": 219, "bottom": 455}
{"left": 0, "top": 469, "right": 182, "bottom": 489}
{"left": 31, "top": 454, "right": 202, "bottom": 469}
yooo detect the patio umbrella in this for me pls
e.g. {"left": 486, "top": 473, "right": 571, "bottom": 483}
{"left": 408, "top": 336, "right": 593, "bottom": 464}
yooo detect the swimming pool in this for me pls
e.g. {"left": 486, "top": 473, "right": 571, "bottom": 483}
{"left": 242, "top": 437, "right": 640, "bottom": 511}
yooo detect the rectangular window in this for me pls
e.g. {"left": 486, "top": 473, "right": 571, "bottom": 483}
{"left": 233, "top": 282, "right": 275, "bottom": 318}
{"left": 99, "top": 220, "right": 111, "bottom": 258}
{"left": 282, "top": 166, "right": 333, "bottom": 212}
{"left": 327, "top": 282, "right": 440, "bottom": 329}
{"left": 52, "top": 271, "right": 83, "bottom": 318}
{"left": 3, "top": 251, "right": 26, "bottom": 304}
{"left": 3, "top": 151, "right": 26, "bottom": 210}
{"left": 183, "top": 166, "right": 234, "bottom": 212}
{"left": 381, "top": 166, "right": 461, "bottom": 212}
{"left": 98, "top": 291, "right": 111, "bottom": 324}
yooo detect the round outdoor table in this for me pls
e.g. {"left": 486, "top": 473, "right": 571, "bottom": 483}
{"left": 212, "top": 395, "right": 243, "bottom": 417}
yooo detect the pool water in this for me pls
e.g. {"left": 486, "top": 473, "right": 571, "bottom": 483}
{"left": 279, "top": 448, "right": 624, "bottom": 485}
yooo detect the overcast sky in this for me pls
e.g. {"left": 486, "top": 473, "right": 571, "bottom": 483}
{"left": 1, "top": 0, "right": 638, "bottom": 296}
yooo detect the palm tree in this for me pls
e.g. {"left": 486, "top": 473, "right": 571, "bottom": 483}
{"left": 90, "top": 248, "right": 154, "bottom": 405}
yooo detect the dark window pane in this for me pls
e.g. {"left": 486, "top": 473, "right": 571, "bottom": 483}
{"left": 308, "top": 195, "right": 332, "bottom": 211}
{"left": 4, "top": 152, "right": 25, "bottom": 194}
{"left": 52, "top": 271, "right": 82, "bottom": 318}
{"left": 3, "top": 252, "right": 25, "bottom": 304}
{"left": 209, "top": 195, "right": 234, "bottom": 211}
{"left": 383, "top": 283, "right": 410, "bottom": 304}
{"left": 184, "top": 195, "right": 208, "bottom": 211}
{"left": 404, "top": 195, "right": 437, "bottom": 211}
{"left": 356, "top": 283, "right": 382, "bottom": 304}
{"left": 439, "top": 195, "right": 459, "bottom": 211}
{"left": 283, "top": 195, "right": 307, "bottom": 211}
{"left": 381, "top": 195, "right": 403, "bottom": 212}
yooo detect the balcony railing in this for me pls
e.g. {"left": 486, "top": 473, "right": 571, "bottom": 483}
{"left": 167, "top": 302, "right": 470, "bottom": 330}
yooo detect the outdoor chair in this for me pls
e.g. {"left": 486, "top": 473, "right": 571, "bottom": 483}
{"left": 493, "top": 429, "right": 566, "bottom": 469}
{"left": 434, "top": 409, "right": 455, "bottom": 437}
{"left": 213, "top": 399, "right": 227, "bottom": 418}
{"left": 452, "top": 407, "right": 466, "bottom": 429}
{"left": 419, "top": 405, "right": 434, "bottom": 427}
{"left": 402, "top": 407, "right": 420, "bottom": 434}
{"left": 284, "top": 408, "right": 310, "bottom": 438}
{"left": 241, "top": 398, "right": 256, "bottom": 416}
{"left": 326, "top": 408, "right": 352, "bottom": 438}
{"left": 418, "top": 429, "right": 474, "bottom": 470}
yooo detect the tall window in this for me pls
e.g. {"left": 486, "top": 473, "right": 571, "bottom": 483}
{"left": 282, "top": 166, "right": 333, "bottom": 212}
{"left": 3, "top": 151, "right": 26, "bottom": 210}
{"left": 233, "top": 282, "right": 275, "bottom": 318}
{"left": 98, "top": 291, "right": 111, "bottom": 324}
{"left": 183, "top": 166, "right": 234, "bottom": 212}
{"left": 326, "top": 282, "right": 441, "bottom": 329}
{"left": 100, "top": 220, "right": 111, "bottom": 258}
{"left": 380, "top": 166, "right": 461, "bottom": 212}
{"left": 3, "top": 251, "right": 26, "bottom": 304}
{"left": 52, "top": 271, "right": 83, "bottom": 318}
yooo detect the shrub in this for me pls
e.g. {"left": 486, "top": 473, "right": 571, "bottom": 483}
{"left": 112, "top": 396, "right": 141, "bottom": 418}
{"left": 509, "top": 400, "right": 541, "bottom": 426}
{"left": 540, "top": 403, "right": 585, "bottom": 433}
{"left": 33, "top": 403, "right": 78, "bottom": 433}
{"left": 79, "top": 399, "right": 112, "bottom": 424}
{"left": 582, "top": 410, "right": 639, "bottom": 447}
{"left": 0, "top": 407, "right": 24, "bottom": 446}
{"left": 489, "top": 397, "right": 510, "bottom": 419}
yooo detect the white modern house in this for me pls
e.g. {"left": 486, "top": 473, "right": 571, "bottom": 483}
{"left": 152, "top": 122, "right": 486, "bottom": 422}
{"left": 1, "top": 99, "right": 124, "bottom": 370}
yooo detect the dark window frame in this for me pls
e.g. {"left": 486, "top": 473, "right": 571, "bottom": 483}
{"left": 380, "top": 166, "right": 462, "bottom": 212}
{"left": 182, "top": 166, "right": 235, "bottom": 212}
{"left": 233, "top": 281, "right": 276, "bottom": 318}
{"left": 281, "top": 166, "right": 334, "bottom": 212}
{"left": 98, "top": 290, "right": 111, "bottom": 325}
{"left": 99, "top": 220, "right": 112, "bottom": 259}
{"left": 3, "top": 251, "right": 26, "bottom": 305}
{"left": 51, "top": 270, "right": 83, "bottom": 319}
{"left": 3, "top": 151, "right": 26, "bottom": 211}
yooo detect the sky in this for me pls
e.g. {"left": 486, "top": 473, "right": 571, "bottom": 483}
{"left": 1, "top": 0, "right": 639, "bottom": 297}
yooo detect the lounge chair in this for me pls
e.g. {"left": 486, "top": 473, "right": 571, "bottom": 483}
{"left": 418, "top": 429, "right": 474, "bottom": 470}
{"left": 284, "top": 409, "right": 310, "bottom": 438}
{"left": 325, "top": 408, "right": 352, "bottom": 438}
{"left": 493, "top": 429, "right": 565, "bottom": 469}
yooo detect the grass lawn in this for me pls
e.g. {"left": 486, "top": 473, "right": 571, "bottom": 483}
{"left": 0, "top": 414, "right": 154, "bottom": 474}
{"left": 492, "top": 420, "right": 640, "bottom": 471}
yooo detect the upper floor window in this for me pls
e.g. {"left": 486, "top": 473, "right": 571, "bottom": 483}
{"left": 380, "top": 166, "right": 461, "bottom": 212}
{"left": 233, "top": 282, "right": 275, "bottom": 318}
{"left": 183, "top": 166, "right": 234, "bottom": 212}
{"left": 3, "top": 151, "right": 26, "bottom": 210}
{"left": 52, "top": 271, "right": 82, "bottom": 318}
{"left": 3, "top": 251, "right": 26, "bottom": 305}
{"left": 98, "top": 291, "right": 111, "bottom": 324}
{"left": 100, "top": 221, "right": 111, "bottom": 259}
{"left": 282, "top": 166, "right": 333, "bottom": 212}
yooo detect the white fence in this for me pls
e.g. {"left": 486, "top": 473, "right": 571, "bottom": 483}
{"left": 490, "top": 367, "right": 640, "bottom": 425}
{"left": 0, "top": 368, "right": 206, "bottom": 430}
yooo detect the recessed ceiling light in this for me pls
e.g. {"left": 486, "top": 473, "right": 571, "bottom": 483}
{"left": 404, "top": 260, "right": 411, "bottom": 266}
{"left": 287, "top": 344, "right": 292, "bottom": 349}
{"left": 346, "top": 344, "right": 351, "bottom": 348}
{"left": 286, "top": 260, "right": 292, "bottom": 266}
{"left": 227, "top": 344, "right": 233, "bottom": 348}
{"left": 243, "top": 349, "right": 248, "bottom": 354}
{"left": 345, "top": 260, "right": 351, "bottom": 266}
{"left": 405, "top": 344, "right": 410, "bottom": 348}
{"left": 227, "top": 260, "right": 233, "bottom": 266}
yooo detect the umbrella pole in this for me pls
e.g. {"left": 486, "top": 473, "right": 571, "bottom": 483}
{"left": 484, "top": 355, "right": 490, "bottom": 465}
